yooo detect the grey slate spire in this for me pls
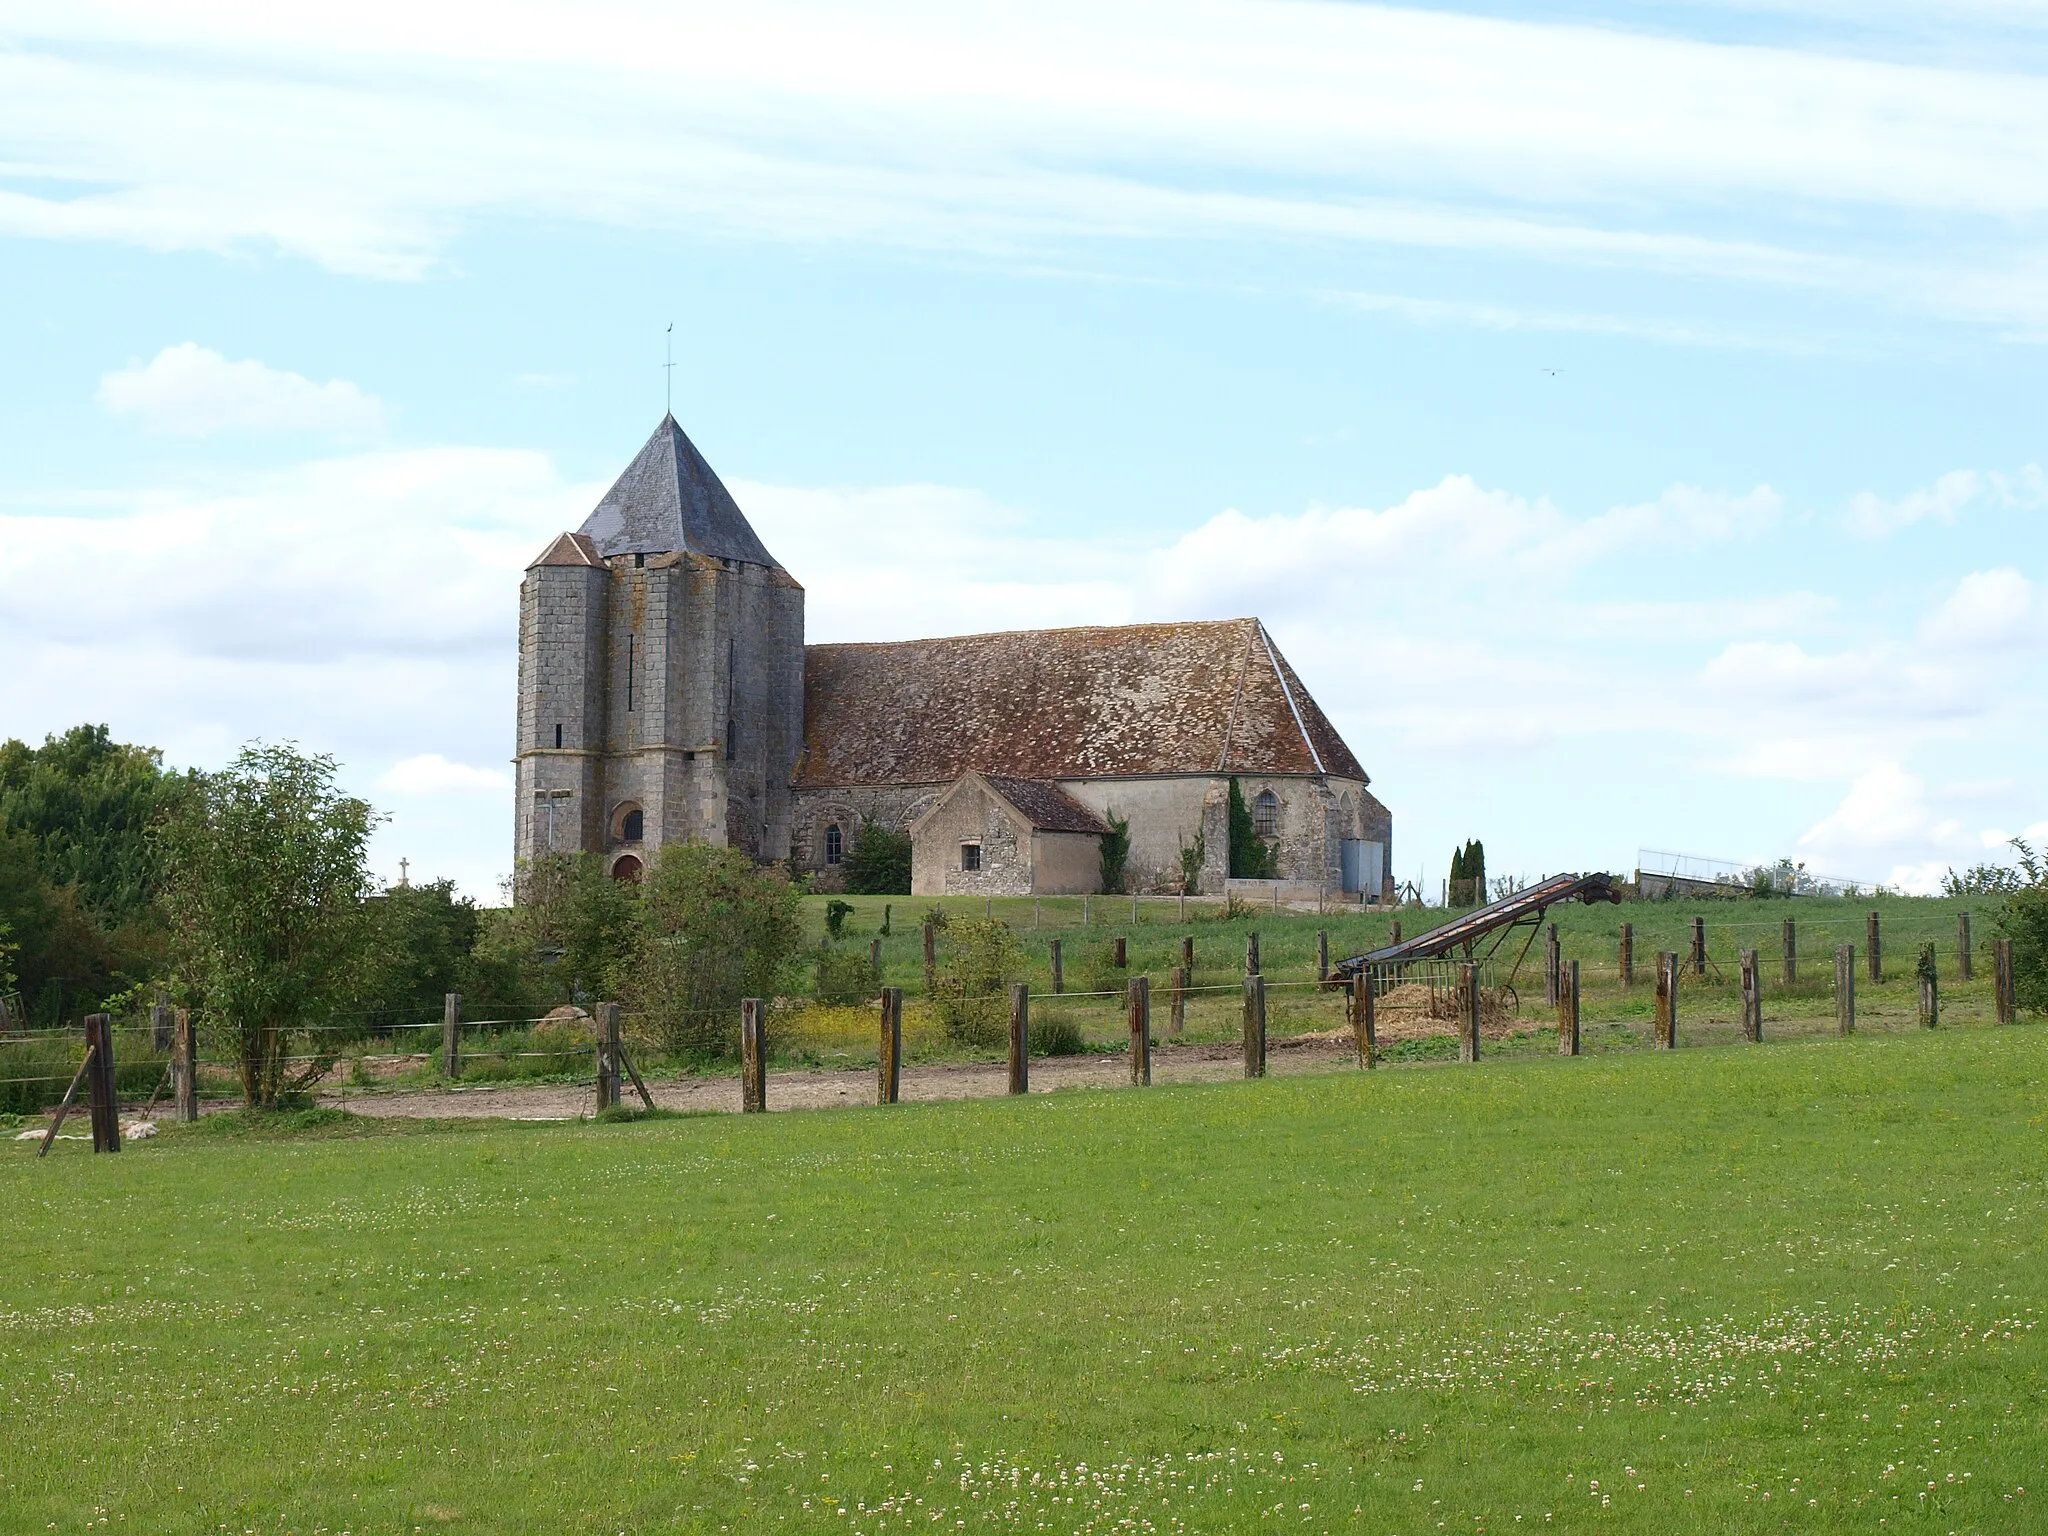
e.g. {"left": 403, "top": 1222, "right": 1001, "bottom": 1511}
{"left": 576, "top": 414, "right": 780, "bottom": 567}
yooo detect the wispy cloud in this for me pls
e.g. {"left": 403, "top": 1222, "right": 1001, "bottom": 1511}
{"left": 6, "top": 1, "right": 2048, "bottom": 323}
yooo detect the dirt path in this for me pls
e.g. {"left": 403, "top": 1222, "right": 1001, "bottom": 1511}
{"left": 317, "top": 1038, "right": 1364, "bottom": 1120}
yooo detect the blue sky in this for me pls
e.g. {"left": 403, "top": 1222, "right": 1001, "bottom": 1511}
{"left": 2, "top": 0, "right": 2044, "bottom": 899}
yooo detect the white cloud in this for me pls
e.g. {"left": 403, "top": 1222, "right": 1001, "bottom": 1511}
{"left": 4, "top": 2, "right": 2048, "bottom": 320}
{"left": 1846, "top": 469, "right": 1982, "bottom": 537}
{"left": 1920, "top": 567, "right": 2036, "bottom": 651}
{"left": 377, "top": 754, "right": 511, "bottom": 797}
{"left": 97, "top": 344, "right": 386, "bottom": 439}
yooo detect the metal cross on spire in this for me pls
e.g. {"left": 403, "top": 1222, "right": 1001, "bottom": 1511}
{"left": 664, "top": 322, "right": 675, "bottom": 415}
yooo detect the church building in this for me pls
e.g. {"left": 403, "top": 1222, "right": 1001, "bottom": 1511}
{"left": 515, "top": 416, "right": 1392, "bottom": 900}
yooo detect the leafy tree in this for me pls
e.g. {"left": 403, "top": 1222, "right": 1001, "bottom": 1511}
{"left": 0, "top": 724, "right": 190, "bottom": 922}
{"left": 631, "top": 844, "right": 804, "bottom": 1054}
{"left": 355, "top": 878, "right": 487, "bottom": 1024}
{"left": 0, "top": 829, "right": 119, "bottom": 1025}
{"left": 1227, "top": 778, "right": 1275, "bottom": 879}
{"left": 1944, "top": 861, "right": 2025, "bottom": 896}
{"left": 155, "top": 742, "right": 378, "bottom": 1107}
{"left": 509, "top": 853, "right": 641, "bottom": 1004}
{"left": 1098, "top": 809, "right": 1131, "bottom": 895}
{"left": 843, "top": 815, "right": 911, "bottom": 895}
{"left": 1995, "top": 838, "right": 2048, "bottom": 1016}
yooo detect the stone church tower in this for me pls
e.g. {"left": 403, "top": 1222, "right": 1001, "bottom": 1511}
{"left": 514, "top": 415, "right": 804, "bottom": 880}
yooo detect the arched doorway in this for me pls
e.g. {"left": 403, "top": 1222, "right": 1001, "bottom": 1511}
{"left": 610, "top": 854, "right": 644, "bottom": 883}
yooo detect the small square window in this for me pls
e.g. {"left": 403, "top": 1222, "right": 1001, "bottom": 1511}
{"left": 960, "top": 843, "right": 981, "bottom": 872}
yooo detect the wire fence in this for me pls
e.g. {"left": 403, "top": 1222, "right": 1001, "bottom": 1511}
{"left": 2, "top": 902, "right": 2020, "bottom": 1123}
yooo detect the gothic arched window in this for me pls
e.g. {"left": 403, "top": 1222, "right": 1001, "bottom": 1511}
{"left": 823, "top": 823, "right": 843, "bottom": 866}
{"left": 1253, "top": 789, "right": 1280, "bottom": 839}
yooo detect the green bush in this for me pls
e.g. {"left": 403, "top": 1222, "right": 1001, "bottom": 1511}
{"left": 813, "top": 944, "right": 880, "bottom": 1007}
{"left": 1030, "top": 1015, "right": 1086, "bottom": 1057}
{"left": 824, "top": 900, "right": 854, "bottom": 939}
{"left": 844, "top": 817, "right": 911, "bottom": 896}
{"left": 934, "top": 918, "right": 1023, "bottom": 1047}
{"left": 631, "top": 845, "right": 805, "bottom": 1057}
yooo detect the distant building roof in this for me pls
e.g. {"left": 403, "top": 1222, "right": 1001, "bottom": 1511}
{"left": 981, "top": 775, "right": 1112, "bottom": 835}
{"left": 798, "top": 619, "right": 1365, "bottom": 788}
{"left": 575, "top": 414, "right": 782, "bottom": 568}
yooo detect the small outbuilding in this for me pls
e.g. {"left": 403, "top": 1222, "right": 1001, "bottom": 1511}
{"left": 908, "top": 772, "right": 1109, "bottom": 896}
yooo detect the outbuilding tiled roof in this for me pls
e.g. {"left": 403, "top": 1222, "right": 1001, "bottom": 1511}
{"left": 982, "top": 776, "right": 1112, "bottom": 835}
{"left": 576, "top": 414, "right": 782, "bottom": 568}
{"left": 797, "top": 619, "right": 1365, "bottom": 788}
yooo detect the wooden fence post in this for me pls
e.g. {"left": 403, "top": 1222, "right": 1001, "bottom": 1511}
{"left": 1782, "top": 918, "right": 1797, "bottom": 986}
{"left": 594, "top": 1001, "right": 621, "bottom": 1112}
{"left": 1113, "top": 936, "right": 1127, "bottom": 969}
{"left": 1918, "top": 944, "right": 1938, "bottom": 1029}
{"left": 1353, "top": 970, "right": 1377, "bottom": 1068}
{"left": 1242, "top": 975, "right": 1266, "bottom": 1078}
{"left": 1181, "top": 935, "right": 1194, "bottom": 973}
{"left": 1619, "top": 922, "right": 1634, "bottom": 987}
{"left": 1654, "top": 952, "right": 1676, "bottom": 1049}
{"left": 921, "top": 921, "right": 937, "bottom": 989}
{"left": 1993, "top": 939, "right": 2015, "bottom": 1024}
{"left": 1459, "top": 962, "right": 1480, "bottom": 1063}
{"left": 150, "top": 992, "right": 172, "bottom": 1054}
{"left": 172, "top": 1007, "right": 198, "bottom": 1123}
{"left": 1867, "top": 911, "right": 1881, "bottom": 982}
{"left": 740, "top": 998, "right": 766, "bottom": 1113}
{"left": 878, "top": 987, "right": 902, "bottom": 1105}
{"left": 1390, "top": 918, "right": 1402, "bottom": 945}
{"left": 1083, "top": 895, "right": 1091, "bottom": 926}
{"left": 1740, "top": 948, "right": 1761, "bottom": 1043}
{"left": 1050, "top": 938, "right": 1064, "bottom": 996}
{"left": 1008, "top": 983, "right": 1028, "bottom": 1095}
{"left": 870, "top": 938, "right": 883, "bottom": 979}
{"left": 1956, "top": 912, "right": 1973, "bottom": 982}
{"left": 442, "top": 992, "right": 462, "bottom": 1078}
{"left": 1128, "top": 976, "right": 1151, "bottom": 1086}
{"left": 85, "top": 1013, "right": 120, "bottom": 1153}
{"left": 1246, "top": 932, "right": 1260, "bottom": 976}
{"left": 1316, "top": 930, "right": 1329, "bottom": 983}
{"left": 1559, "top": 958, "right": 1580, "bottom": 1056}
{"left": 1834, "top": 945, "right": 1855, "bottom": 1036}
{"left": 1544, "top": 923, "right": 1560, "bottom": 1006}
{"left": 1169, "top": 966, "right": 1187, "bottom": 1036}
{"left": 1690, "top": 917, "right": 1707, "bottom": 977}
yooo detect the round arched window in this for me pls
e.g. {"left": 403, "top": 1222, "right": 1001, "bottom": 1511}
{"left": 823, "top": 823, "right": 844, "bottom": 866}
{"left": 1253, "top": 789, "right": 1280, "bottom": 838}
{"left": 621, "top": 807, "right": 644, "bottom": 843}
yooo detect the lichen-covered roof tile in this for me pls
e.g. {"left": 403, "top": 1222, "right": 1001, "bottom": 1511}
{"left": 798, "top": 619, "right": 1366, "bottom": 787}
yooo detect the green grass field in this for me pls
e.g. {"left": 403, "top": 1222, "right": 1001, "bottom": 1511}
{"left": 6, "top": 1017, "right": 2046, "bottom": 1532}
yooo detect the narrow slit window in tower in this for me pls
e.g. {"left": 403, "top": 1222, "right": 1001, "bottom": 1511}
{"left": 554, "top": 723, "right": 563, "bottom": 749}
{"left": 626, "top": 635, "right": 635, "bottom": 713}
